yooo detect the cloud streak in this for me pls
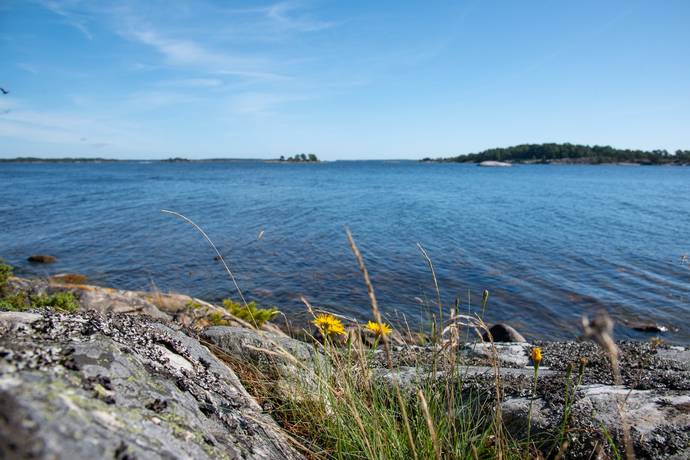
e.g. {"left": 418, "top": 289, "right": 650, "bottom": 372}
{"left": 37, "top": 0, "right": 94, "bottom": 39}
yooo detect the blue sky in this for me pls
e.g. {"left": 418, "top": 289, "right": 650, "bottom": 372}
{"left": 1, "top": 0, "right": 689, "bottom": 159}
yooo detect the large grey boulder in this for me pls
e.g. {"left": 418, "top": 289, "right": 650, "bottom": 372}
{"left": 0, "top": 311, "right": 303, "bottom": 460}
{"left": 201, "top": 326, "right": 329, "bottom": 401}
{"left": 6, "top": 276, "right": 287, "bottom": 333}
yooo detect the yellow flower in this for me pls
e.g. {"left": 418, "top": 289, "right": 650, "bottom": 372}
{"left": 312, "top": 314, "right": 346, "bottom": 336}
{"left": 365, "top": 321, "right": 392, "bottom": 337}
{"left": 531, "top": 347, "right": 542, "bottom": 366}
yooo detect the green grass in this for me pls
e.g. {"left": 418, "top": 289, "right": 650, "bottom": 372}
{"left": 237, "top": 333, "right": 537, "bottom": 460}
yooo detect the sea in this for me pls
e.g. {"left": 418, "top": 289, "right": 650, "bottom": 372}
{"left": 1, "top": 161, "right": 689, "bottom": 344}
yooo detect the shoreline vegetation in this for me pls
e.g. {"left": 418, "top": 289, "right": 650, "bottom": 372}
{"left": 424, "top": 142, "right": 690, "bottom": 165}
{"left": 2, "top": 211, "right": 689, "bottom": 460}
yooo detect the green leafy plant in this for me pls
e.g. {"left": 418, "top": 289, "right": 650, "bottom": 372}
{"left": 32, "top": 292, "right": 80, "bottom": 312}
{"left": 0, "top": 289, "right": 79, "bottom": 313}
{"left": 185, "top": 300, "right": 203, "bottom": 310}
{"left": 207, "top": 310, "right": 231, "bottom": 326}
{"left": 0, "top": 259, "right": 12, "bottom": 293}
{"left": 0, "top": 291, "right": 28, "bottom": 311}
{"left": 222, "top": 299, "right": 279, "bottom": 327}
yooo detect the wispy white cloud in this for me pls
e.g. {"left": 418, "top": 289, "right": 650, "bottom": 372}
{"left": 264, "top": 1, "right": 335, "bottom": 33}
{"left": 36, "top": 0, "right": 94, "bottom": 39}
{"left": 157, "top": 78, "right": 224, "bottom": 88}
{"left": 117, "top": 22, "right": 291, "bottom": 82}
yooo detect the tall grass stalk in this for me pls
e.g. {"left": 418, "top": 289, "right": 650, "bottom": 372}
{"left": 161, "top": 209, "right": 248, "bottom": 308}
{"left": 347, "top": 229, "right": 419, "bottom": 459}
{"left": 417, "top": 243, "right": 443, "bottom": 341}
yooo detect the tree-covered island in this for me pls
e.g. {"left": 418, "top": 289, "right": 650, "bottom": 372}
{"left": 428, "top": 143, "right": 690, "bottom": 165}
{"left": 277, "top": 153, "right": 319, "bottom": 162}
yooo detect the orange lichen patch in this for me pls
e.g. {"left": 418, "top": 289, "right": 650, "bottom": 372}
{"left": 49, "top": 273, "right": 88, "bottom": 285}
{"left": 48, "top": 283, "right": 94, "bottom": 291}
{"left": 142, "top": 292, "right": 196, "bottom": 312}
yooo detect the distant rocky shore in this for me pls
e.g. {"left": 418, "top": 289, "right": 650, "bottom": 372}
{"left": 1, "top": 276, "right": 688, "bottom": 459}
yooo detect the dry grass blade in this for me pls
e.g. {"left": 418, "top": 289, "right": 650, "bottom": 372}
{"left": 161, "top": 209, "right": 249, "bottom": 309}
{"left": 417, "top": 243, "right": 443, "bottom": 335}
{"left": 346, "top": 228, "right": 419, "bottom": 460}
{"left": 418, "top": 389, "right": 442, "bottom": 460}
{"left": 581, "top": 311, "right": 620, "bottom": 384}
{"left": 582, "top": 311, "right": 634, "bottom": 460}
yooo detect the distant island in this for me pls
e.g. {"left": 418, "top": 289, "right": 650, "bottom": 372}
{"left": 0, "top": 157, "right": 121, "bottom": 163}
{"left": 426, "top": 143, "right": 690, "bottom": 165}
{"left": 276, "top": 153, "right": 319, "bottom": 163}
{"left": 0, "top": 155, "right": 321, "bottom": 163}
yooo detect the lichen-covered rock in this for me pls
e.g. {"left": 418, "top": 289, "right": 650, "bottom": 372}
{"left": 6, "top": 277, "right": 288, "bottom": 333}
{"left": 0, "top": 311, "right": 303, "bottom": 460}
{"left": 7, "top": 277, "right": 170, "bottom": 320}
{"left": 501, "top": 385, "right": 690, "bottom": 459}
{"left": 463, "top": 342, "right": 531, "bottom": 367}
{"left": 201, "top": 326, "right": 329, "bottom": 401}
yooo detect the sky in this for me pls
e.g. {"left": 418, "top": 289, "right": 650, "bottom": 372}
{"left": 1, "top": 0, "right": 689, "bottom": 160}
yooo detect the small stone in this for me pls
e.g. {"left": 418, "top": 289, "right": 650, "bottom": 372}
{"left": 482, "top": 323, "right": 526, "bottom": 342}
{"left": 145, "top": 399, "right": 168, "bottom": 413}
{"left": 628, "top": 322, "right": 669, "bottom": 333}
{"left": 27, "top": 255, "right": 57, "bottom": 264}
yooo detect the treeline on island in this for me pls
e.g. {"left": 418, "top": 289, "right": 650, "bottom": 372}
{"left": 278, "top": 153, "right": 319, "bottom": 162}
{"left": 430, "top": 143, "right": 690, "bottom": 165}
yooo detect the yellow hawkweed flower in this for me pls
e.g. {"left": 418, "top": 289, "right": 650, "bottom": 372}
{"left": 312, "top": 314, "right": 346, "bottom": 336}
{"left": 365, "top": 321, "right": 392, "bottom": 337}
{"left": 531, "top": 347, "right": 542, "bottom": 366}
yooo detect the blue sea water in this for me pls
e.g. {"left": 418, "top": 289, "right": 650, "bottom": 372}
{"left": 1, "top": 161, "right": 689, "bottom": 343}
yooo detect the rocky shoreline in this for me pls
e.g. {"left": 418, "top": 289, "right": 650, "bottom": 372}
{"left": 1, "top": 277, "right": 689, "bottom": 459}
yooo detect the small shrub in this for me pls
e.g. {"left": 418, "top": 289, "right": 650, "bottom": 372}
{"left": 0, "top": 291, "right": 29, "bottom": 311}
{"left": 32, "top": 292, "right": 80, "bottom": 312}
{"left": 0, "top": 259, "right": 13, "bottom": 293}
{"left": 185, "top": 300, "right": 203, "bottom": 310}
{"left": 222, "top": 299, "right": 279, "bottom": 327}
{"left": 207, "top": 310, "right": 231, "bottom": 326}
